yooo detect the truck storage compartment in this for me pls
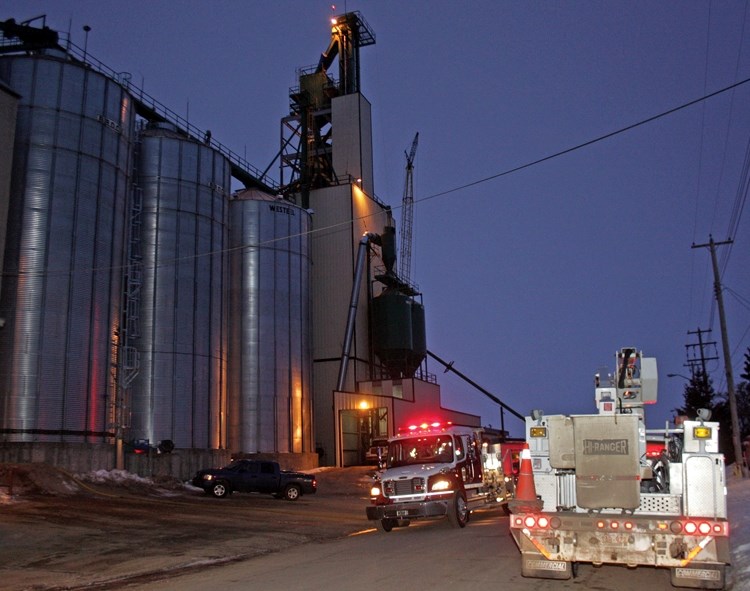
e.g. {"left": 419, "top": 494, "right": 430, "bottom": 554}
{"left": 572, "top": 415, "right": 640, "bottom": 509}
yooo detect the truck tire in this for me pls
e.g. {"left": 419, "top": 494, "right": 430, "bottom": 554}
{"left": 448, "top": 492, "right": 469, "bottom": 528}
{"left": 210, "top": 481, "right": 231, "bottom": 498}
{"left": 283, "top": 484, "right": 301, "bottom": 501}
{"left": 376, "top": 518, "right": 396, "bottom": 532}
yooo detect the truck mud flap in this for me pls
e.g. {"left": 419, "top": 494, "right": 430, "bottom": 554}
{"left": 521, "top": 551, "right": 572, "bottom": 580}
{"left": 670, "top": 565, "right": 725, "bottom": 589}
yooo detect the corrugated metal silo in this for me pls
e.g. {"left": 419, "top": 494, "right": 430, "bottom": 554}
{"left": 227, "top": 191, "right": 313, "bottom": 454}
{"left": 0, "top": 55, "right": 133, "bottom": 442}
{"left": 130, "top": 123, "right": 230, "bottom": 449}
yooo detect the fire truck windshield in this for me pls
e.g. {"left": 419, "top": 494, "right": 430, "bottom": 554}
{"left": 387, "top": 435, "right": 456, "bottom": 467}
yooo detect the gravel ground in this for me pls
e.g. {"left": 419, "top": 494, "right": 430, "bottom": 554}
{"left": 0, "top": 463, "right": 377, "bottom": 590}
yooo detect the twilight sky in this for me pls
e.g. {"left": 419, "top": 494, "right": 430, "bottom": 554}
{"left": 4, "top": 0, "right": 749, "bottom": 434}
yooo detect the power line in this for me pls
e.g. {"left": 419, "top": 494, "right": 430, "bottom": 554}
{"left": 5, "top": 75, "right": 750, "bottom": 282}
{"left": 414, "top": 76, "right": 750, "bottom": 207}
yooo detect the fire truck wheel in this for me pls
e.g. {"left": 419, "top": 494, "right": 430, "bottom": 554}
{"left": 448, "top": 493, "right": 469, "bottom": 528}
{"left": 376, "top": 518, "right": 396, "bottom": 532}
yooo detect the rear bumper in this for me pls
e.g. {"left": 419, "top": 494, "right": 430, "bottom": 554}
{"left": 366, "top": 499, "right": 449, "bottom": 521}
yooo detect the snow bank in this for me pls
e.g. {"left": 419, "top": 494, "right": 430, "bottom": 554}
{"left": 727, "top": 471, "right": 750, "bottom": 590}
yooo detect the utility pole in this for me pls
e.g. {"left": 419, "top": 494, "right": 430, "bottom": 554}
{"left": 685, "top": 328, "right": 717, "bottom": 383}
{"left": 692, "top": 236, "right": 746, "bottom": 477}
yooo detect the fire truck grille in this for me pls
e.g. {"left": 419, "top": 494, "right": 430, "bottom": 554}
{"left": 387, "top": 478, "right": 425, "bottom": 496}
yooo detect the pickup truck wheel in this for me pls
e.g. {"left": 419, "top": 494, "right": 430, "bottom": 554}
{"left": 283, "top": 484, "right": 301, "bottom": 501}
{"left": 448, "top": 492, "right": 469, "bottom": 528}
{"left": 376, "top": 518, "right": 396, "bottom": 532}
{"left": 210, "top": 481, "right": 230, "bottom": 498}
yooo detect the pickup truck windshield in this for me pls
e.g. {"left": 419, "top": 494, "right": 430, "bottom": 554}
{"left": 387, "top": 435, "right": 456, "bottom": 467}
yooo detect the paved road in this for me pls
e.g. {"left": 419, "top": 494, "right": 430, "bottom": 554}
{"left": 1, "top": 465, "right": 745, "bottom": 590}
{"left": 131, "top": 506, "right": 681, "bottom": 591}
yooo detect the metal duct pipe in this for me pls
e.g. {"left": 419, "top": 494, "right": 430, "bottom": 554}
{"left": 336, "top": 232, "right": 380, "bottom": 391}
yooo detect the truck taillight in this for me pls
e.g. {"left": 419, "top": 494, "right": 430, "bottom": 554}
{"left": 670, "top": 520, "right": 728, "bottom": 536}
{"left": 517, "top": 515, "right": 559, "bottom": 530}
{"left": 596, "top": 519, "right": 634, "bottom": 531}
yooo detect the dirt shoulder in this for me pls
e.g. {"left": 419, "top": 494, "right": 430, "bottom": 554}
{"left": 0, "top": 463, "right": 376, "bottom": 591}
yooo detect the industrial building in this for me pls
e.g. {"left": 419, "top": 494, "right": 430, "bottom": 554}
{"left": 0, "top": 14, "right": 486, "bottom": 477}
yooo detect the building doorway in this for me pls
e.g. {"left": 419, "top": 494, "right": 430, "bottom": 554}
{"left": 340, "top": 407, "right": 388, "bottom": 466}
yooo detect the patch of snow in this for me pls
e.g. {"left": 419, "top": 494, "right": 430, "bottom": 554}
{"left": 727, "top": 471, "right": 750, "bottom": 590}
{"left": 76, "top": 469, "right": 155, "bottom": 486}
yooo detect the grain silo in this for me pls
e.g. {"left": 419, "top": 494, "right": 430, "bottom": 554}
{"left": 129, "top": 122, "right": 231, "bottom": 450}
{"left": 371, "top": 291, "right": 427, "bottom": 379}
{"left": 227, "top": 190, "right": 313, "bottom": 457}
{"left": 0, "top": 52, "right": 133, "bottom": 442}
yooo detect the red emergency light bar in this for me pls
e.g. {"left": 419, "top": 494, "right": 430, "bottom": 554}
{"left": 399, "top": 420, "right": 453, "bottom": 433}
{"left": 646, "top": 442, "right": 665, "bottom": 458}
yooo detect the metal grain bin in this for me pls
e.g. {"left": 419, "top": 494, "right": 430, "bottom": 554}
{"left": 408, "top": 299, "right": 427, "bottom": 371}
{"left": 372, "top": 291, "right": 426, "bottom": 379}
{"left": 227, "top": 191, "right": 313, "bottom": 454}
{"left": 0, "top": 55, "right": 133, "bottom": 442}
{"left": 130, "top": 123, "right": 230, "bottom": 449}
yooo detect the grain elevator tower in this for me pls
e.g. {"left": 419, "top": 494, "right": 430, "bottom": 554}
{"left": 279, "top": 13, "right": 434, "bottom": 466}
{"left": 279, "top": 13, "right": 396, "bottom": 464}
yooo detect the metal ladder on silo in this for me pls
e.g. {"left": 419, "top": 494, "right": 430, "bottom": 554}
{"left": 122, "top": 184, "right": 142, "bottom": 389}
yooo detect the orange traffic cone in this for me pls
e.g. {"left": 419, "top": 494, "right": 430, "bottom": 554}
{"left": 508, "top": 443, "right": 543, "bottom": 514}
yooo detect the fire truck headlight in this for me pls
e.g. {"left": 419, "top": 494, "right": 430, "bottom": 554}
{"left": 370, "top": 485, "right": 382, "bottom": 497}
{"left": 431, "top": 479, "right": 451, "bottom": 492}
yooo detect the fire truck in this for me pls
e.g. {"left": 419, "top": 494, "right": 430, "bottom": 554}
{"left": 509, "top": 347, "right": 730, "bottom": 589}
{"left": 366, "top": 421, "right": 523, "bottom": 531}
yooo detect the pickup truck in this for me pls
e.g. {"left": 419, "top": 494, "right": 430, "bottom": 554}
{"left": 191, "top": 459, "right": 317, "bottom": 500}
